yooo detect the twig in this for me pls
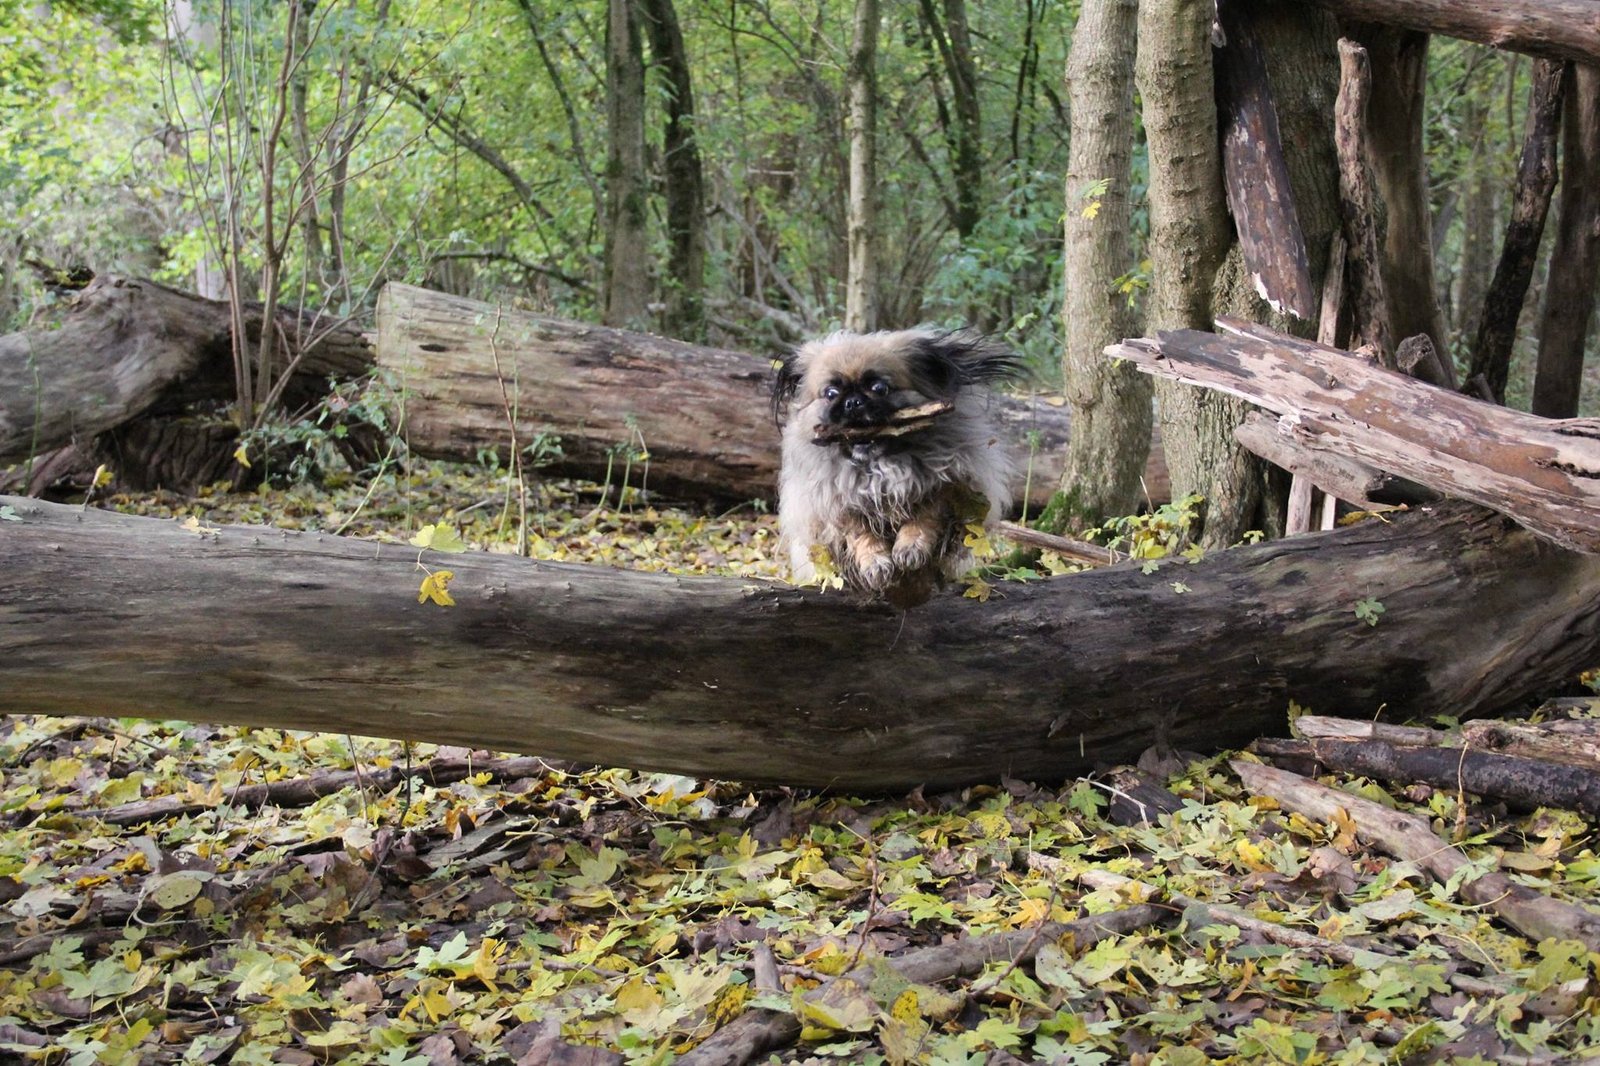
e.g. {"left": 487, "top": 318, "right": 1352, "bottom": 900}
{"left": 996, "top": 521, "right": 1123, "bottom": 568}
{"left": 810, "top": 400, "right": 954, "bottom": 444}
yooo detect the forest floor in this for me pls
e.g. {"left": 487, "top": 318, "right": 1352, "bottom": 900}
{"left": 1, "top": 463, "right": 1598, "bottom": 1065}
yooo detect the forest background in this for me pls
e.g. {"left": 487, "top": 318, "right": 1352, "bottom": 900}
{"left": 3, "top": 0, "right": 1594, "bottom": 420}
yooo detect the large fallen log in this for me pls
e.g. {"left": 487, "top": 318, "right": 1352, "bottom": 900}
{"left": 375, "top": 283, "right": 1170, "bottom": 507}
{"left": 0, "top": 276, "right": 372, "bottom": 466}
{"left": 4, "top": 496, "right": 1597, "bottom": 791}
{"left": 1108, "top": 318, "right": 1600, "bottom": 553}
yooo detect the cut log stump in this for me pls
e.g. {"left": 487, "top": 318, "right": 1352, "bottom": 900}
{"left": 3, "top": 496, "right": 1597, "bottom": 791}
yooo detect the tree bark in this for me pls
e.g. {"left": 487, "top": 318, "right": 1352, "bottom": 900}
{"left": 1216, "top": 0, "right": 1317, "bottom": 320}
{"left": 1281, "top": 0, "right": 1600, "bottom": 67}
{"left": 603, "top": 0, "right": 651, "bottom": 330}
{"left": 1533, "top": 64, "right": 1600, "bottom": 417}
{"left": 639, "top": 0, "right": 706, "bottom": 341}
{"left": 0, "top": 276, "right": 371, "bottom": 468}
{"left": 1342, "top": 26, "right": 1454, "bottom": 385}
{"left": 1055, "top": 0, "right": 1150, "bottom": 528}
{"left": 844, "top": 0, "right": 879, "bottom": 333}
{"left": 1136, "top": 0, "right": 1237, "bottom": 536}
{"left": 1467, "top": 59, "right": 1567, "bottom": 404}
{"left": 4, "top": 497, "right": 1597, "bottom": 792}
{"left": 1110, "top": 317, "right": 1600, "bottom": 553}
{"left": 373, "top": 283, "right": 1164, "bottom": 507}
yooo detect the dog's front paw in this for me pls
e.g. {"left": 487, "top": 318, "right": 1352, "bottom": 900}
{"left": 855, "top": 549, "right": 898, "bottom": 591}
{"left": 892, "top": 524, "right": 938, "bottom": 571}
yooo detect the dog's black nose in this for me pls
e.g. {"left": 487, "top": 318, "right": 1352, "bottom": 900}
{"left": 843, "top": 393, "right": 864, "bottom": 412}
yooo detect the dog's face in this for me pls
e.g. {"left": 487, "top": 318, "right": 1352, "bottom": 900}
{"left": 772, "top": 330, "right": 1017, "bottom": 431}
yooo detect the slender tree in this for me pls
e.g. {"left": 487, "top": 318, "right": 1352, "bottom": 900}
{"left": 917, "top": 0, "right": 983, "bottom": 240}
{"left": 1533, "top": 65, "right": 1600, "bottom": 417}
{"left": 1053, "top": 0, "right": 1148, "bottom": 528}
{"left": 604, "top": 0, "right": 650, "bottom": 329}
{"left": 845, "top": 0, "right": 879, "bottom": 332}
{"left": 640, "top": 0, "right": 706, "bottom": 340}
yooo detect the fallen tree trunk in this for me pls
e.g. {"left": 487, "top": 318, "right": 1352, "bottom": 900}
{"left": 375, "top": 283, "right": 1170, "bottom": 508}
{"left": 1284, "top": 0, "right": 1600, "bottom": 68}
{"left": 3, "top": 496, "right": 1597, "bottom": 791}
{"left": 0, "top": 276, "right": 372, "bottom": 467}
{"left": 1108, "top": 318, "right": 1600, "bottom": 553}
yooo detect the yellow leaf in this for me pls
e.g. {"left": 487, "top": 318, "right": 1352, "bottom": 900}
{"left": 1234, "top": 838, "right": 1273, "bottom": 872}
{"left": 418, "top": 570, "right": 457, "bottom": 607}
{"left": 409, "top": 523, "right": 467, "bottom": 553}
{"left": 615, "top": 975, "right": 664, "bottom": 1025}
{"left": 91, "top": 463, "right": 113, "bottom": 488}
{"left": 179, "top": 515, "right": 220, "bottom": 536}
{"left": 1006, "top": 896, "right": 1052, "bottom": 928}
{"left": 232, "top": 444, "right": 252, "bottom": 469}
{"left": 1080, "top": 199, "right": 1102, "bottom": 220}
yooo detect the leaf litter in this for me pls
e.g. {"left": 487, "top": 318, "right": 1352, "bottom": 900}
{"left": 2, "top": 464, "right": 1597, "bottom": 1064}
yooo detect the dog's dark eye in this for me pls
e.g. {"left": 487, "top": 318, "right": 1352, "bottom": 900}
{"left": 822, "top": 385, "right": 841, "bottom": 401}
{"left": 868, "top": 380, "right": 889, "bottom": 396}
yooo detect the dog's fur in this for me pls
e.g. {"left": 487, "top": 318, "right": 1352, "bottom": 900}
{"left": 773, "top": 329, "right": 1021, "bottom": 607}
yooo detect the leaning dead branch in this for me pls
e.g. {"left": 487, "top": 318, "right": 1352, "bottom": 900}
{"left": 1108, "top": 318, "right": 1600, "bottom": 553}
{"left": 1232, "top": 759, "right": 1600, "bottom": 950}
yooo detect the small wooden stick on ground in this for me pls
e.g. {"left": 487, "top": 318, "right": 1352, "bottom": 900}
{"left": 1233, "top": 758, "right": 1600, "bottom": 950}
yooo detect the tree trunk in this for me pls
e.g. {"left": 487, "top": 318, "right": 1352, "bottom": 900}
{"left": 1146, "top": 0, "right": 1341, "bottom": 548}
{"left": 639, "top": 0, "right": 706, "bottom": 341}
{"left": 917, "top": 0, "right": 983, "bottom": 240}
{"left": 1453, "top": 94, "right": 1497, "bottom": 352}
{"left": 4, "top": 496, "right": 1595, "bottom": 792}
{"left": 373, "top": 283, "right": 1167, "bottom": 507}
{"left": 1467, "top": 58, "right": 1567, "bottom": 404}
{"left": 1533, "top": 64, "right": 1600, "bottom": 417}
{"left": 1282, "top": 0, "right": 1600, "bottom": 67}
{"left": 844, "top": 0, "right": 879, "bottom": 333}
{"left": 603, "top": 0, "right": 651, "bottom": 330}
{"left": 1137, "top": 0, "right": 1234, "bottom": 533}
{"left": 1054, "top": 0, "right": 1149, "bottom": 529}
{"left": 0, "top": 276, "right": 371, "bottom": 468}
{"left": 1111, "top": 317, "right": 1600, "bottom": 553}
{"left": 1343, "top": 25, "right": 1454, "bottom": 384}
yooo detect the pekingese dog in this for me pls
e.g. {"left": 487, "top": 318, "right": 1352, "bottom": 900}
{"left": 773, "top": 329, "right": 1021, "bottom": 608}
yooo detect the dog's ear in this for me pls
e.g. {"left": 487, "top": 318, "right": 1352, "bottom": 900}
{"left": 771, "top": 347, "right": 804, "bottom": 424}
{"left": 908, "top": 331, "right": 1025, "bottom": 398}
